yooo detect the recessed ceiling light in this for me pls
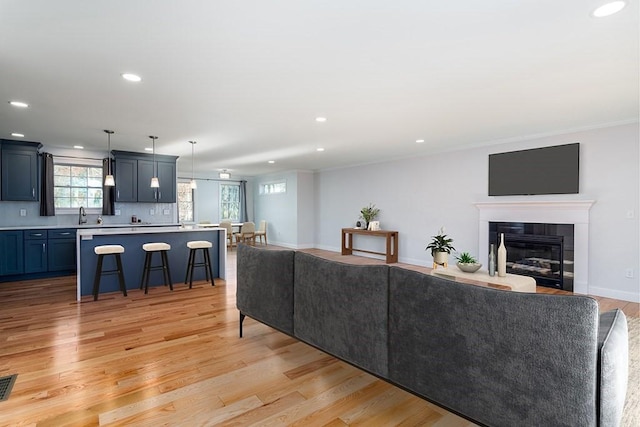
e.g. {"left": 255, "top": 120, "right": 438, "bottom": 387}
{"left": 9, "top": 101, "right": 28, "bottom": 108}
{"left": 416, "top": 139, "right": 425, "bottom": 143}
{"left": 316, "top": 148, "right": 325, "bottom": 152}
{"left": 122, "top": 73, "right": 142, "bottom": 82}
{"left": 592, "top": 1, "right": 626, "bottom": 17}
{"left": 73, "top": 145, "right": 84, "bottom": 149}
{"left": 315, "top": 117, "right": 327, "bottom": 122}
{"left": 144, "top": 147, "right": 153, "bottom": 152}
{"left": 268, "top": 160, "right": 275, "bottom": 164}
{"left": 11, "top": 133, "right": 25, "bottom": 138}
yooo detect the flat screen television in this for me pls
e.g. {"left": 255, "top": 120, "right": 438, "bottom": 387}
{"left": 488, "top": 143, "right": 579, "bottom": 196}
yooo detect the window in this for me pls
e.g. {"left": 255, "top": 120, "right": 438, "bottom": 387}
{"left": 259, "top": 180, "right": 286, "bottom": 195}
{"left": 220, "top": 183, "right": 240, "bottom": 221}
{"left": 177, "top": 182, "right": 194, "bottom": 222}
{"left": 54, "top": 163, "right": 103, "bottom": 209}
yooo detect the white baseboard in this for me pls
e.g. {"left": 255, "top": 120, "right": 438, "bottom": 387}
{"left": 588, "top": 286, "right": 640, "bottom": 303}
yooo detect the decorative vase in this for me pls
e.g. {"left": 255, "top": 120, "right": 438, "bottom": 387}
{"left": 488, "top": 244, "right": 496, "bottom": 277}
{"left": 497, "top": 233, "right": 507, "bottom": 277}
{"left": 433, "top": 251, "right": 449, "bottom": 269}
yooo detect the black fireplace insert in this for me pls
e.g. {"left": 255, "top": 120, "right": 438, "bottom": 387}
{"left": 489, "top": 222, "right": 574, "bottom": 291}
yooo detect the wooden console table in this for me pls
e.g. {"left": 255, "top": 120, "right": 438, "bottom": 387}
{"left": 341, "top": 228, "right": 398, "bottom": 263}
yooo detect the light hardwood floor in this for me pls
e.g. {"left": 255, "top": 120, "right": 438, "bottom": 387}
{"left": 0, "top": 248, "right": 637, "bottom": 426}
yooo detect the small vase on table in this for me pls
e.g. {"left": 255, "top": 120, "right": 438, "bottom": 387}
{"left": 488, "top": 244, "right": 496, "bottom": 277}
{"left": 497, "top": 233, "right": 507, "bottom": 277}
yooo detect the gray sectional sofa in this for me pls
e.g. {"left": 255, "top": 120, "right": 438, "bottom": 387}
{"left": 236, "top": 244, "right": 629, "bottom": 427}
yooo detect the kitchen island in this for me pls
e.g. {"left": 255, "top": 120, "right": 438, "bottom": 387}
{"left": 76, "top": 226, "right": 226, "bottom": 300}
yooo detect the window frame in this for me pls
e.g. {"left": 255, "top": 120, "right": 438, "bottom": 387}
{"left": 219, "top": 182, "right": 241, "bottom": 222}
{"left": 177, "top": 180, "right": 195, "bottom": 223}
{"left": 53, "top": 157, "right": 104, "bottom": 215}
{"left": 259, "top": 179, "right": 287, "bottom": 195}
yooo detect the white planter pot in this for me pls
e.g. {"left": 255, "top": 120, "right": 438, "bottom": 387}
{"left": 433, "top": 251, "right": 449, "bottom": 268}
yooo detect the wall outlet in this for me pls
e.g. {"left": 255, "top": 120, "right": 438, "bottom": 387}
{"left": 115, "top": 209, "right": 121, "bottom": 216}
{"left": 149, "top": 209, "right": 155, "bottom": 215}
{"left": 625, "top": 269, "right": 634, "bottom": 279}
{"left": 19, "top": 209, "right": 26, "bottom": 217}
{"left": 163, "top": 209, "right": 170, "bottom": 215}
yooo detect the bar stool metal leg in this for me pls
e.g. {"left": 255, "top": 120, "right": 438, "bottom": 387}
{"left": 162, "top": 250, "right": 173, "bottom": 290}
{"left": 93, "top": 254, "right": 105, "bottom": 301}
{"left": 204, "top": 248, "right": 214, "bottom": 285}
{"left": 115, "top": 254, "right": 127, "bottom": 297}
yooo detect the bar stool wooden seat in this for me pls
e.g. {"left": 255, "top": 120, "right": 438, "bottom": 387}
{"left": 92, "top": 244, "right": 126, "bottom": 301}
{"left": 184, "top": 240, "right": 214, "bottom": 288}
{"left": 140, "top": 242, "right": 172, "bottom": 294}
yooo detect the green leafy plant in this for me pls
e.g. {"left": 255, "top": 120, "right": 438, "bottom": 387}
{"left": 455, "top": 252, "right": 478, "bottom": 264}
{"left": 425, "top": 229, "right": 455, "bottom": 255}
{"left": 360, "top": 203, "right": 380, "bottom": 223}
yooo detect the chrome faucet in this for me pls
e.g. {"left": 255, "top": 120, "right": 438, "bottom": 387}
{"left": 79, "top": 206, "right": 87, "bottom": 225}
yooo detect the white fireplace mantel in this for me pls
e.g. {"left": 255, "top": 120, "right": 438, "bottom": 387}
{"left": 475, "top": 200, "right": 596, "bottom": 295}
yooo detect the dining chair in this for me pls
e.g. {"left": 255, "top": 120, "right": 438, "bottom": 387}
{"left": 235, "top": 222, "right": 256, "bottom": 245}
{"left": 219, "top": 220, "right": 235, "bottom": 249}
{"left": 254, "top": 220, "right": 267, "bottom": 245}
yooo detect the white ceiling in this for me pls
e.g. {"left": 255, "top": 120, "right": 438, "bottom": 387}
{"left": 1, "top": 1, "right": 638, "bottom": 178}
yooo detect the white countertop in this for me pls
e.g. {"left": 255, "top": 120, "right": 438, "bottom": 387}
{"left": 76, "top": 225, "right": 223, "bottom": 237}
{"left": 0, "top": 223, "right": 180, "bottom": 231}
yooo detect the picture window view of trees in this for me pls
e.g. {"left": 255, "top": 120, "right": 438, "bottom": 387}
{"left": 54, "top": 164, "right": 103, "bottom": 208}
{"left": 177, "top": 182, "right": 193, "bottom": 222}
{"left": 220, "top": 184, "right": 240, "bottom": 221}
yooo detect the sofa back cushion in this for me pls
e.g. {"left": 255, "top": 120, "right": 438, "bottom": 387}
{"left": 294, "top": 252, "right": 390, "bottom": 377}
{"left": 236, "top": 244, "right": 295, "bottom": 335}
{"left": 388, "top": 266, "right": 600, "bottom": 427}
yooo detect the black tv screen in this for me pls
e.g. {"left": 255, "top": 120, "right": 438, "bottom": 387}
{"left": 488, "top": 143, "right": 579, "bottom": 196}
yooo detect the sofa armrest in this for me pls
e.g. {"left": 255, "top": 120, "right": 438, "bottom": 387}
{"left": 598, "top": 309, "right": 628, "bottom": 427}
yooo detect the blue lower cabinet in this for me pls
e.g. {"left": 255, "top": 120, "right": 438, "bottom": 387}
{"left": 24, "top": 239, "right": 47, "bottom": 273}
{"left": 48, "top": 229, "right": 76, "bottom": 271}
{"left": 24, "top": 230, "right": 48, "bottom": 273}
{"left": 0, "top": 231, "right": 24, "bottom": 276}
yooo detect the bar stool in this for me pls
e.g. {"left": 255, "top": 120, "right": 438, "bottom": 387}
{"left": 92, "top": 244, "right": 127, "bottom": 301}
{"left": 184, "top": 240, "right": 215, "bottom": 288}
{"left": 140, "top": 242, "right": 172, "bottom": 294}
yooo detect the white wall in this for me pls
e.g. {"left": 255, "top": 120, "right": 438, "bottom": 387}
{"left": 307, "top": 123, "right": 639, "bottom": 302}
{"left": 192, "top": 179, "right": 221, "bottom": 223}
{"left": 253, "top": 171, "right": 299, "bottom": 247}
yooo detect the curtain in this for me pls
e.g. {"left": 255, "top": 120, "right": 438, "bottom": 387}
{"left": 102, "top": 158, "right": 115, "bottom": 215}
{"left": 239, "top": 180, "right": 248, "bottom": 222}
{"left": 39, "top": 153, "right": 55, "bottom": 216}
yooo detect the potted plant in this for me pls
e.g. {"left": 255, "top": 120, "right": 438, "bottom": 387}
{"left": 360, "top": 203, "right": 380, "bottom": 229}
{"left": 455, "top": 251, "right": 482, "bottom": 273}
{"left": 425, "top": 227, "right": 455, "bottom": 268}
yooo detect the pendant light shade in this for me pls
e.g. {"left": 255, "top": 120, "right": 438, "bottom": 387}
{"left": 219, "top": 170, "right": 230, "bottom": 180}
{"left": 189, "top": 140, "right": 197, "bottom": 189}
{"left": 149, "top": 135, "right": 159, "bottom": 188}
{"left": 104, "top": 130, "right": 115, "bottom": 186}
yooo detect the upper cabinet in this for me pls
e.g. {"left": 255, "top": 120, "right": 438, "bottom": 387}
{"left": 112, "top": 150, "right": 178, "bottom": 203}
{"left": 1, "top": 139, "right": 42, "bottom": 201}
{"left": 113, "top": 157, "right": 137, "bottom": 202}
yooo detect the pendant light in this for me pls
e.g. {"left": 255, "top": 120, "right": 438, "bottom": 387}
{"left": 149, "top": 135, "right": 159, "bottom": 188}
{"left": 103, "top": 130, "right": 115, "bottom": 186}
{"left": 189, "top": 141, "right": 197, "bottom": 189}
{"left": 219, "top": 170, "right": 230, "bottom": 180}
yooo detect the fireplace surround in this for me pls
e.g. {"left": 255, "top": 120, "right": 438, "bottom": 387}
{"left": 475, "top": 200, "right": 595, "bottom": 295}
